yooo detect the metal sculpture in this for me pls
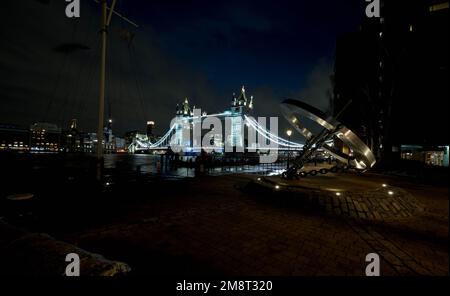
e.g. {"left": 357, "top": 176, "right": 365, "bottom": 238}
{"left": 280, "top": 99, "right": 376, "bottom": 179}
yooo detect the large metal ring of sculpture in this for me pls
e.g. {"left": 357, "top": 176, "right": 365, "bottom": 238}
{"left": 280, "top": 99, "right": 376, "bottom": 177}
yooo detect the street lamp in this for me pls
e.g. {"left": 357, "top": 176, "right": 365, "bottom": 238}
{"left": 286, "top": 129, "right": 292, "bottom": 170}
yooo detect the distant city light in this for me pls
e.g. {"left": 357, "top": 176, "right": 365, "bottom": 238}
{"left": 275, "top": 185, "right": 280, "bottom": 190}
{"left": 335, "top": 192, "right": 341, "bottom": 196}
{"left": 388, "top": 191, "right": 394, "bottom": 195}
{"left": 429, "top": 2, "right": 449, "bottom": 12}
{"left": 382, "top": 184, "right": 387, "bottom": 187}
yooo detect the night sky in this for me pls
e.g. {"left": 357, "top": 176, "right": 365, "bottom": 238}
{"left": 0, "top": 0, "right": 365, "bottom": 136}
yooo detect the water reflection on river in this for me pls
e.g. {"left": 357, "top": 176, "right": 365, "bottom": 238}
{"left": 103, "top": 154, "right": 286, "bottom": 179}
{"left": 104, "top": 154, "right": 195, "bottom": 177}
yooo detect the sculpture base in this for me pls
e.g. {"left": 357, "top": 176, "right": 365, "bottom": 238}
{"left": 254, "top": 172, "right": 424, "bottom": 221}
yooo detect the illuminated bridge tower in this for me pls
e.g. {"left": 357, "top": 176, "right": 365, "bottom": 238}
{"left": 229, "top": 86, "right": 254, "bottom": 150}
{"left": 174, "top": 98, "right": 193, "bottom": 148}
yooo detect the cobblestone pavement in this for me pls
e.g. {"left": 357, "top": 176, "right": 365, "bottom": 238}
{"left": 64, "top": 173, "right": 448, "bottom": 276}
{"left": 262, "top": 173, "right": 424, "bottom": 221}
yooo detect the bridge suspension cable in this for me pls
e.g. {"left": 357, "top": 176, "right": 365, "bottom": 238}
{"left": 244, "top": 116, "right": 303, "bottom": 149}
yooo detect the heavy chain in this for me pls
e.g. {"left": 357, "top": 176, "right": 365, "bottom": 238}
{"left": 282, "top": 164, "right": 354, "bottom": 179}
{"left": 284, "top": 124, "right": 345, "bottom": 179}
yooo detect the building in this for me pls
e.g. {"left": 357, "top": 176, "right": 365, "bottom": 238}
{"left": 333, "top": 0, "right": 449, "bottom": 166}
{"left": 61, "top": 119, "right": 83, "bottom": 153}
{"left": 103, "top": 118, "right": 114, "bottom": 153}
{"left": 79, "top": 132, "right": 96, "bottom": 153}
{"left": 400, "top": 145, "right": 449, "bottom": 167}
{"left": 0, "top": 123, "right": 30, "bottom": 151}
{"left": 29, "top": 122, "right": 61, "bottom": 152}
{"left": 1, "top": 118, "right": 124, "bottom": 154}
{"left": 146, "top": 121, "right": 155, "bottom": 141}
{"left": 173, "top": 98, "right": 195, "bottom": 150}
{"left": 115, "top": 137, "right": 126, "bottom": 152}
{"left": 229, "top": 86, "right": 254, "bottom": 149}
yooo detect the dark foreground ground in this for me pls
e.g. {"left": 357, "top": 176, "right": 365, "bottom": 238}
{"left": 1, "top": 157, "right": 447, "bottom": 275}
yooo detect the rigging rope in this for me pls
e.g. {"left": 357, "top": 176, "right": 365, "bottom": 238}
{"left": 127, "top": 41, "right": 147, "bottom": 124}
{"left": 43, "top": 21, "right": 78, "bottom": 123}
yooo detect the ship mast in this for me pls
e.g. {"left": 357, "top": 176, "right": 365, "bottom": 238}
{"left": 94, "top": 0, "right": 138, "bottom": 180}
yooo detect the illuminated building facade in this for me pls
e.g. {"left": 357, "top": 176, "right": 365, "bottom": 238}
{"left": 104, "top": 119, "right": 115, "bottom": 153}
{"left": 29, "top": 122, "right": 61, "bottom": 152}
{"left": 61, "top": 119, "right": 82, "bottom": 152}
{"left": 146, "top": 121, "right": 155, "bottom": 142}
{"left": 400, "top": 145, "right": 449, "bottom": 167}
{"left": 174, "top": 98, "right": 193, "bottom": 149}
{"left": 0, "top": 123, "right": 30, "bottom": 151}
{"left": 229, "top": 86, "right": 254, "bottom": 149}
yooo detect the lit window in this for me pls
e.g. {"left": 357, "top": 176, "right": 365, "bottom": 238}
{"left": 429, "top": 3, "right": 449, "bottom": 12}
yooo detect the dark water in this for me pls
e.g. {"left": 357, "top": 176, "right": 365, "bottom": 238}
{"left": 103, "top": 153, "right": 287, "bottom": 178}
{"left": 0, "top": 152, "right": 286, "bottom": 232}
{"left": 104, "top": 154, "right": 193, "bottom": 176}
{"left": 0, "top": 153, "right": 287, "bottom": 197}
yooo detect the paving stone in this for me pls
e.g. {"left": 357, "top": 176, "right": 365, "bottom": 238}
{"left": 360, "top": 202, "right": 369, "bottom": 212}
{"left": 45, "top": 174, "right": 448, "bottom": 277}
{"left": 348, "top": 202, "right": 356, "bottom": 212}
{"left": 353, "top": 201, "right": 363, "bottom": 212}
{"left": 379, "top": 201, "right": 391, "bottom": 212}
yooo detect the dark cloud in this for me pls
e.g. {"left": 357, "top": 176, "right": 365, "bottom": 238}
{"left": 0, "top": 1, "right": 219, "bottom": 135}
{"left": 295, "top": 57, "right": 334, "bottom": 113}
{"left": 249, "top": 58, "right": 334, "bottom": 142}
{"left": 0, "top": 0, "right": 362, "bottom": 139}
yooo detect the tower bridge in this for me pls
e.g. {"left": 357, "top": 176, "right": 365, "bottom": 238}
{"left": 128, "top": 86, "right": 305, "bottom": 154}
